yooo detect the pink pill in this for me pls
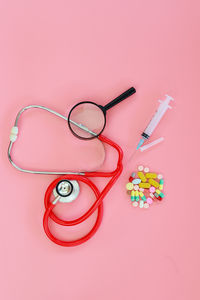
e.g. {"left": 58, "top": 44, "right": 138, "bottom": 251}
{"left": 149, "top": 186, "right": 156, "bottom": 193}
{"left": 147, "top": 197, "right": 153, "bottom": 204}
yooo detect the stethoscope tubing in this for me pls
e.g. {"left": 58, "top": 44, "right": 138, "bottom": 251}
{"left": 43, "top": 135, "right": 123, "bottom": 246}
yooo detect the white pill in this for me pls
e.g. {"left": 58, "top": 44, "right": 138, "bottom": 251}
{"left": 133, "top": 185, "right": 139, "bottom": 191}
{"left": 132, "top": 201, "right": 138, "bottom": 207}
{"left": 144, "top": 203, "right": 149, "bottom": 209}
{"left": 138, "top": 165, "right": 144, "bottom": 171}
{"left": 144, "top": 167, "right": 149, "bottom": 173}
{"left": 139, "top": 188, "right": 144, "bottom": 192}
{"left": 158, "top": 174, "right": 163, "bottom": 179}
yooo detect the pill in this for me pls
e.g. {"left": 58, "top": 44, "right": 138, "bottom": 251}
{"left": 137, "top": 172, "right": 147, "bottom": 182}
{"left": 139, "top": 182, "right": 151, "bottom": 189}
{"left": 131, "top": 190, "right": 135, "bottom": 196}
{"left": 139, "top": 191, "right": 144, "bottom": 197}
{"left": 144, "top": 203, "right": 149, "bottom": 208}
{"left": 157, "top": 196, "right": 162, "bottom": 201}
{"left": 149, "top": 186, "right": 156, "bottom": 193}
{"left": 138, "top": 165, "right": 144, "bottom": 171}
{"left": 129, "top": 176, "right": 134, "bottom": 182}
{"left": 139, "top": 200, "right": 144, "bottom": 208}
{"left": 150, "top": 193, "right": 155, "bottom": 198}
{"left": 132, "top": 201, "right": 138, "bottom": 207}
{"left": 145, "top": 173, "right": 157, "bottom": 179}
{"left": 159, "top": 184, "right": 163, "bottom": 190}
{"left": 135, "top": 191, "right": 139, "bottom": 196}
{"left": 135, "top": 196, "right": 140, "bottom": 202}
{"left": 154, "top": 192, "right": 160, "bottom": 198}
{"left": 148, "top": 178, "right": 159, "bottom": 188}
{"left": 131, "top": 196, "right": 135, "bottom": 201}
{"left": 131, "top": 172, "right": 136, "bottom": 178}
{"left": 133, "top": 185, "right": 139, "bottom": 191}
{"left": 139, "top": 188, "right": 144, "bottom": 192}
{"left": 126, "top": 182, "right": 134, "bottom": 190}
{"left": 132, "top": 178, "right": 141, "bottom": 184}
{"left": 159, "top": 179, "right": 164, "bottom": 184}
{"left": 127, "top": 190, "right": 131, "bottom": 195}
{"left": 141, "top": 195, "right": 146, "bottom": 201}
{"left": 156, "top": 190, "right": 165, "bottom": 198}
{"left": 144, "top": 167, "right": 149, "bottom": 173}
{"left": 158, "top": 174, "right": 163, "bottom": 180}
{"left": 147, "top": 197, "right": 153, "bottom": 204}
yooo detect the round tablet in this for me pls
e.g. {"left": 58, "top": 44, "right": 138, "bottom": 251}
{"left": 126, "top": 182, "right": 134, "bottom": 190}
{"left": 144, "top": 167, "right": 149, "bottom": 173}
{"left": 133, "top": 185, "right": 139, "bottom": 191}
{"left": 149, "top": 186, "right": 156, "bottom": 193}
{"left": 158, "top": 174, "right": 163, "bottom": 180}
{"left": 147, "top": 197, "right": 153, "bottom": 204}
{"left": 132, "top": 201, "right": 138, "bottom": 207}
{"left": 138, "top": 165, "right": 144, "bottom": 171}
{"left": 144, "top": 203, "right": 149, "bottom": 208}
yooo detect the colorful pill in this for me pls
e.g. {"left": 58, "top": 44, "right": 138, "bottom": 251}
{"left": 139, "top": 200, "right": 144, "bottom": 208}
{"left": 159, "top": 184, "right": 164, "bottom": 190}
{"left": 133, "top": 185, "right": 139, "bottom": 191}
{"left": 138, "top": 165, "right": 144, "bottom": 171}
{"left": 129, "top": 176, "right": 134, "bottom": 182}
{"left": 131, "top": 190, "right": 135, "bottom": 196}
{"left": 137, "top": 171, "right": 147, "bottom": 182}
{"left": 147, "top": 197, "right": 153, "bottom": 204}
{"left": 149, "top": 186, "right": 156, "bottom": 193}
{"left": 139, "top": 191, "right": 144, "bottom": 197}
{"left": 158, "top": 174, "right": 163, "bottom": 180}
{"left": 154, "top": 192, "right": 160, "bottom": 198}
{"left": 144, "top": 167, "right": 149, "bottom": 173}
{"left": 159, "top": 179, "right": 164, "bottom": 184}
{"left": 139, "top": 182, "right": 151, "bottom": 189}
{"left": 145, "top": 173, "right": 157, "bottom": 179}
{"left": 148, "top": 178, "right": 159, "bottom": 188}
{"left": 132, "top": 178, "right": 141, "bottom": 185}
{"left": 156, "top": 189, "right": 165, "bottom": 198}
{"left": 132, "top": 201, "right": 138, "bottom": 207}
{"left": 126, "top": 182, "right": 134, "bottom": 190}
{"left": 131, "top": 196, "right": 135, "bottom": 201}
{"left": 135, "top": 190, "right": 139, "bottom": 196}
{"left": 144, "top": 203, "right": 149, "bottom": 208}
{"left": 141, "top": 195, "right": 146, "bottom": 201}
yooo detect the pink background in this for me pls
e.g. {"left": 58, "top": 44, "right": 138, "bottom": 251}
{"left": 0, "top": 0, "right": 200, "bottom": 299}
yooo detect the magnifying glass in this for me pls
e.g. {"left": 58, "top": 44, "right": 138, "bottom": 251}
{"left": 67, "top": 87, "right": 136, "bottom": 140}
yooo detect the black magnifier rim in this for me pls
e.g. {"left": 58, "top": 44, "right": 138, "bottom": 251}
{"left": 56, "top": 180, "right": 74, "bottom": 197}
{"left": 67, "top": 101, "right": 106, "bottom": 140}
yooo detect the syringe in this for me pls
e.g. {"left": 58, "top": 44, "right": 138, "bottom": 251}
{"left": 136, "top": 95, "right": 174, "bottom": 150}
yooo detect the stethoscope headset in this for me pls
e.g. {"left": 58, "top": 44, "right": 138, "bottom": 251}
{"left": 8, "top": 87, "right": 136, "bottom": 246}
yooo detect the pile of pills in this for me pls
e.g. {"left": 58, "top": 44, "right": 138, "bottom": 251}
{"left": 126, "top": 165, "right": 165, "bottom": 209}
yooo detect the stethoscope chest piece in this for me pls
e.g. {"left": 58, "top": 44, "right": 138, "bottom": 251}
{"left": 53, "top": 179, "right": 80, "bottom": 203}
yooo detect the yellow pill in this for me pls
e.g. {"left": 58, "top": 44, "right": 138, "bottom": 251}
{"left": 145, "top": 173, "right": 157, "bottom": 179}
{"left": 135, "top": 190, "right": 139, "bottom": 196}
{"left": 137, "top": 172, "right": 147, "bottom": 182}
{"left": 148, "top": 178, "right": 159, "bottom": 188}
{"left": 156, "top": 189, "right": 161, "bottom": 195}
{"left": 131, "top": 190, "right": 135, "bottom": 196}
{"left": 159, "top": 184, "right": 163, "bottom": 191}
{"left": 139, "top": 191, "right": 144, "bottom": 197}
{"left": 139, "top": 182, "right": 151, "bottom": 189}
{"left": 126, "top": 182, "right": 134, "bottom": 190}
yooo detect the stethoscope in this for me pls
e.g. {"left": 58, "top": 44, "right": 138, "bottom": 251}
{"left": 8, "top": 87, "right": 136, "bottom": 246}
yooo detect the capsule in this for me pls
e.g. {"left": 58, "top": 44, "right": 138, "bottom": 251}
{"left": 148, "top": 178, "right": 159, "bottom": 188}
{"left": 156, "top": 189, "right": 165, "bottom": 198}
{"left": 145, "top": 173, "right": 157, "bottom": 179}
{"left": 137, "top": 171, "right": 147, "bottom": 182}
{"left": 159, "top": 179, "right": 164, "bottom": 190}
{"left": 139, "top": 182, "right": 151, "bottom": 189}
{"left": 135, "top": 190, "right": 139, "bottom": 201}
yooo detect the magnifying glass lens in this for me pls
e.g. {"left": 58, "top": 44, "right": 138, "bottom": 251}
{"left": 68, "top": 102, "right": 105, "bottom": 139}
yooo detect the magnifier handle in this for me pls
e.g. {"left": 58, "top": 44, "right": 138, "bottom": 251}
{"left": 103, "top": 87, "right": 136, "bottom": 111}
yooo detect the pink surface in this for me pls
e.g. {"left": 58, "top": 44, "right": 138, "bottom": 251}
{"left": 0, "top": 0, "right": 200, "bottom": 299}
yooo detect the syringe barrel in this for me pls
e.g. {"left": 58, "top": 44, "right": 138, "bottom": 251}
{"left": 143, "top": 104, "right": 169, "bottom": 137}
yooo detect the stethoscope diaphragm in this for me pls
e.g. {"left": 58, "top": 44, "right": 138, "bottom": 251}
{"left": 53, "top": 179, "right": 80, "bottom": 203}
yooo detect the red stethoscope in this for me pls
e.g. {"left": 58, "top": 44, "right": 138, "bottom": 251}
{"left": 8, "top": 87, "right": 136, "bottom": 246}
